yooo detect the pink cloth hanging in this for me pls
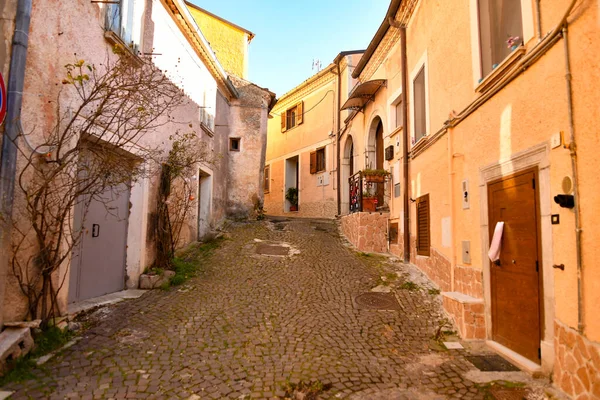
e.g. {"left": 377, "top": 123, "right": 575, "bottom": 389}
{"left": 488, "top": 222, "right": 504, "bottom": 262}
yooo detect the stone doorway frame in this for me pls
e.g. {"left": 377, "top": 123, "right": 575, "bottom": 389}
{"left": 479, "top": 143, "right": 555, "bottom": 373}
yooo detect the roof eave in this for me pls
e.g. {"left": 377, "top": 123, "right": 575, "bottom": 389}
{"left": 170, "top": 0, "right": 239, "bottom": 99}
{"left": 352, "top": 0, "right": 402, "bottom": 79}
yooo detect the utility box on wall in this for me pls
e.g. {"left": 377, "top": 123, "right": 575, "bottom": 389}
{"left": 317, "top": 172, "right": 330, "bottom": 187}
{"left": 385, "top": 145, "right": 394, "bottom": 161}
{"left": 462, "top": 179, "right": 470, "bottom": 209}
{"left": 462, "top": 241, "right": 471, "bottom": 264}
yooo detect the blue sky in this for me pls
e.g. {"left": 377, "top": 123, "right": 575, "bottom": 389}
{"left": 189, "top": 0, "right": 390, "bottom": 97}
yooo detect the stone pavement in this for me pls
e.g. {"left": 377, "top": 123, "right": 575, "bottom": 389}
{"left": 3, "top": 218, "right": 549, "bottom": 399}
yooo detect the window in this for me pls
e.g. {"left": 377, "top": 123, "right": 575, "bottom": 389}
{"left": 287, "top": 107, "right": 297, "bottom": 130}
{"left": 310, "top": 147, "right": 326, "bottom": 174}
{"left": 105, "top": 0, "right": 139, "bottom": 48}
{"left": 413, "top": 67, "right": 427, "bottom": 142}
{"left": 281, "top": 101, "right": 304, "bottom": 132}
{"left": 416, "top": 194, "right": 430, "bottom": 256}
{"left": 395, "top": 100, "right": 403, "bottom": 129}
{"left": 264, "top": 165, "right": 270, "bottom": 193}
{"left": 393, "top": 163, "right": 400, "bottom": 198}
{"left": 229, "top": 138, "right": 241, "bottom": 151}
{"left": 478, "top": 0, "right": 524, "bottom": 77}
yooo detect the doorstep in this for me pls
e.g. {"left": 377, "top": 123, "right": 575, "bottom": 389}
{"left": 67, "top": 290, "right": 146, "bottom": 316}
{"left": 486, "top": 340, "right": 542, "bottom": 375}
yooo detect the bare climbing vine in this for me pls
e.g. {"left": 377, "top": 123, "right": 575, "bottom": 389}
{"left": 7, "top": 49, "right": 192, "bottom": 326}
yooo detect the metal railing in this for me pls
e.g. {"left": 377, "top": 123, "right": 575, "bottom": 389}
{"left": 349, "top": 172, "right": 363, "bottom": 213}
{"left": 349, "top": 171, "right": 389, "bottom": 214}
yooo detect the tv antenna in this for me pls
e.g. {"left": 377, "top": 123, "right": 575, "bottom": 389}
{"left": 312, "top": 59, "right": 322, "bottom": 72}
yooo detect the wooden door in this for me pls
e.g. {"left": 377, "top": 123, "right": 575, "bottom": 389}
{"left": 375, "top": 121, "right": 384, "bottom": 205}
{"left": 488, "top": 169, "right": 542, "bottom": 362}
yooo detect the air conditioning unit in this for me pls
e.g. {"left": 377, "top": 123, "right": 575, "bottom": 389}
{"left": 385, "top": 145, "right": 394, "bottom": 161}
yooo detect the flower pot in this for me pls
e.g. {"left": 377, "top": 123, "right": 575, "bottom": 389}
{"left": 289, "top": 205, "right": 298, "bottom": 212}
{"left": 362, "top": 198, "right": 378, "bottom": 212}
{"left": 364, "top": 174, "right": 385, "bottom": 183}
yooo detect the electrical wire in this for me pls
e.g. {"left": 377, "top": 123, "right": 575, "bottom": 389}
{"left": 270, "top": 89, "right": 335, "bottom": 117}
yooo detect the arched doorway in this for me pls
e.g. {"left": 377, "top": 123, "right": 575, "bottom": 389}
{"left": 341, "top": 135, "right": 355, "bottom": 214}
{"left": 367, "top": 117, "right": 385, "bottom": 206}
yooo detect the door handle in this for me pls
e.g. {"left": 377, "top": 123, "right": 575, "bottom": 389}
{"left": 92, "top": 224, "right": 100, "bottom": 238}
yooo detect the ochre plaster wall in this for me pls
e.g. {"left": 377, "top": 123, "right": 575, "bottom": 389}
{"left": 187, "top": 5, "right": 250, "bottom": 78}
{"left": 265, "top": 62, "right": 347, "bottom": 219}
{"left": 348, "top": 0, "right": 600, "bottom": 382}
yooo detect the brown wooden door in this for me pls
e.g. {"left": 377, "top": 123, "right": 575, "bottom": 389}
{"left": 488, "top": 169, "right": 542, "bottom": 363}
{"left": 375, "top": 121, "right": 384, "bottom": 205}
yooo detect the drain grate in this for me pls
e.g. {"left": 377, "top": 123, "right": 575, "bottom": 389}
{"left": 466, "top": 355, "right": 520, "bottom": 372}
{"left": 488, "top": 387, "right": 529, "bottom": 400}
{"left": 256, "top": 244, "right": 290, "bottom": 256}
{"left": 354, "top": 292, "right": 401, "bottom": 311}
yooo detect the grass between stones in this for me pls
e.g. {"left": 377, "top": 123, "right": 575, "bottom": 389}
{"left": 0, "top": 326, "right": 74, "bottom": 386}
{"left": 282, "top": 380, "right": 332, "bottom": 400}
{"left": 164, "top": 237, "right": 225, "bottom": 288}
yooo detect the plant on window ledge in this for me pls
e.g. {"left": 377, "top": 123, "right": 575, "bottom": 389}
{"left": 507, "top": 36, "right": 521, "bottom": 51}
{"left": 362, "top": 168, "right": 390, "bottom": 183}
{"left": 286, "top": 187, "right": 299, "bottom": 212}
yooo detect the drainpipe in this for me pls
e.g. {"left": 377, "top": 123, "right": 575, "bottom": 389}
{"left": 535, "top": 0, "right": 543, "bottom": 40}
{"left": 562, "top": 25, "right": 584, "bottom": 334}
{"left": 400, "top": 26, "right": 410, "bottom": 263}
{"left": 447, "top": 127, "right": 456, "bottom": 292}
{"left": 336, "top": 59, "right": 342, "bottom": 216}
{"left": 0, "top": 0, "right": 32, "bottom": 329}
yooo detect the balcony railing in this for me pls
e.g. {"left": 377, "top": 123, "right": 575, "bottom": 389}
{"left": 349, "top": 172, "right": 363, "bottom": 213}
{"left": 349, "top": 170, "right": 389, "bottom": 214}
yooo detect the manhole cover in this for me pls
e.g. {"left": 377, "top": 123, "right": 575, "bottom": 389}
{"left": 256, "top": 244, "right": 290, "bottom": 256}
{"left": 488, "top": 387, "right": 529, "bottom": 400}
{"left": 354, "top": 292, "right": 401, "bottom": 310}
{"left": 466, "top": 355, "right": 520, "bottom": 372}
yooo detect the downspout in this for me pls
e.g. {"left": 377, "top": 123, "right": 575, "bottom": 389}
{"left": 447, "top": 127, "right": 456, "bottom": 292}
{"left": 562, "top": 25, "right": 584, "bottom": 334}
{"left": 389, "top": 15, "right": 411, "bottom": 263}
{"left": 400, "top": 26, "right": 410, "bottom": 263}
{"left": 336, "top": 59, "right": 342, "bottom": 216}
{"left": 0, "top": 0, "right": 32, "bottom": 328}
{"left": 535, "top": 0, "right": 543, "bottom": 40}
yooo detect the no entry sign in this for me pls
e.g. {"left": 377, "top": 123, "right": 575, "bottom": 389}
{"left": 0, "top": 72, "right": 6, "bottom": 126}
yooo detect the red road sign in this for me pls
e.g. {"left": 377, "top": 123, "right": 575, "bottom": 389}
{"left": 0, "top": 72, "right": 6, "bottom": 126}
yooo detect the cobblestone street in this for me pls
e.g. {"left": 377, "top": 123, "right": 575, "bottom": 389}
{"left": 4, "top": 218, "right": 547, "bottom": 399}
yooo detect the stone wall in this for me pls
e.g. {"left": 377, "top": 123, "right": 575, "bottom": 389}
{"left": 226, "top": 76, "right": 273, "bottom": 220}
{"left": 410, "top": 237, "right": 452, "bottom": 292}
{"left": 453, "top": 265, "right": 484, "bottom": 299}
{"left": 553, "top": 320, "right": 600, "bottom": 399}
{"left": 340, "top": 212, "right": 389, "bottom": 253}
{"left": 442, "top": 293, "right": 486, "bottom": 340}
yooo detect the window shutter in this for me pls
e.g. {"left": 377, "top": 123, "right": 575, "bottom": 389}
{"left": 416, "top": 194, "right": 430, "bottom": 256}
{"left": 297, "top": 101, "right": 304, "bottom": 125}
{"left": 310, "top": 151, "right": 317, "bottom": 174}
{"left": 281, "top": 112, "right": 287, "bottom": 132}
{"left": 264, "top": 166, "right": 270, "bottom": 192}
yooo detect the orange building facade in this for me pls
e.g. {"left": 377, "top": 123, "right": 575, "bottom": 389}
{"left": 335, "top": 0, "right": 599, "bottom": 397}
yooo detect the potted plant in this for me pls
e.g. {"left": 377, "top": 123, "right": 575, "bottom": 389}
{"left": 362, "top": 186, "right": 378, "bottom": 212}
{"left": 507, "top": 36, "right": 521, "bottom": 51}
{"left": 362, "top": 168, "right": 390, "bottom": 183}
{"left": 286, "top": 187, "right": 299, "bottom": 211}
